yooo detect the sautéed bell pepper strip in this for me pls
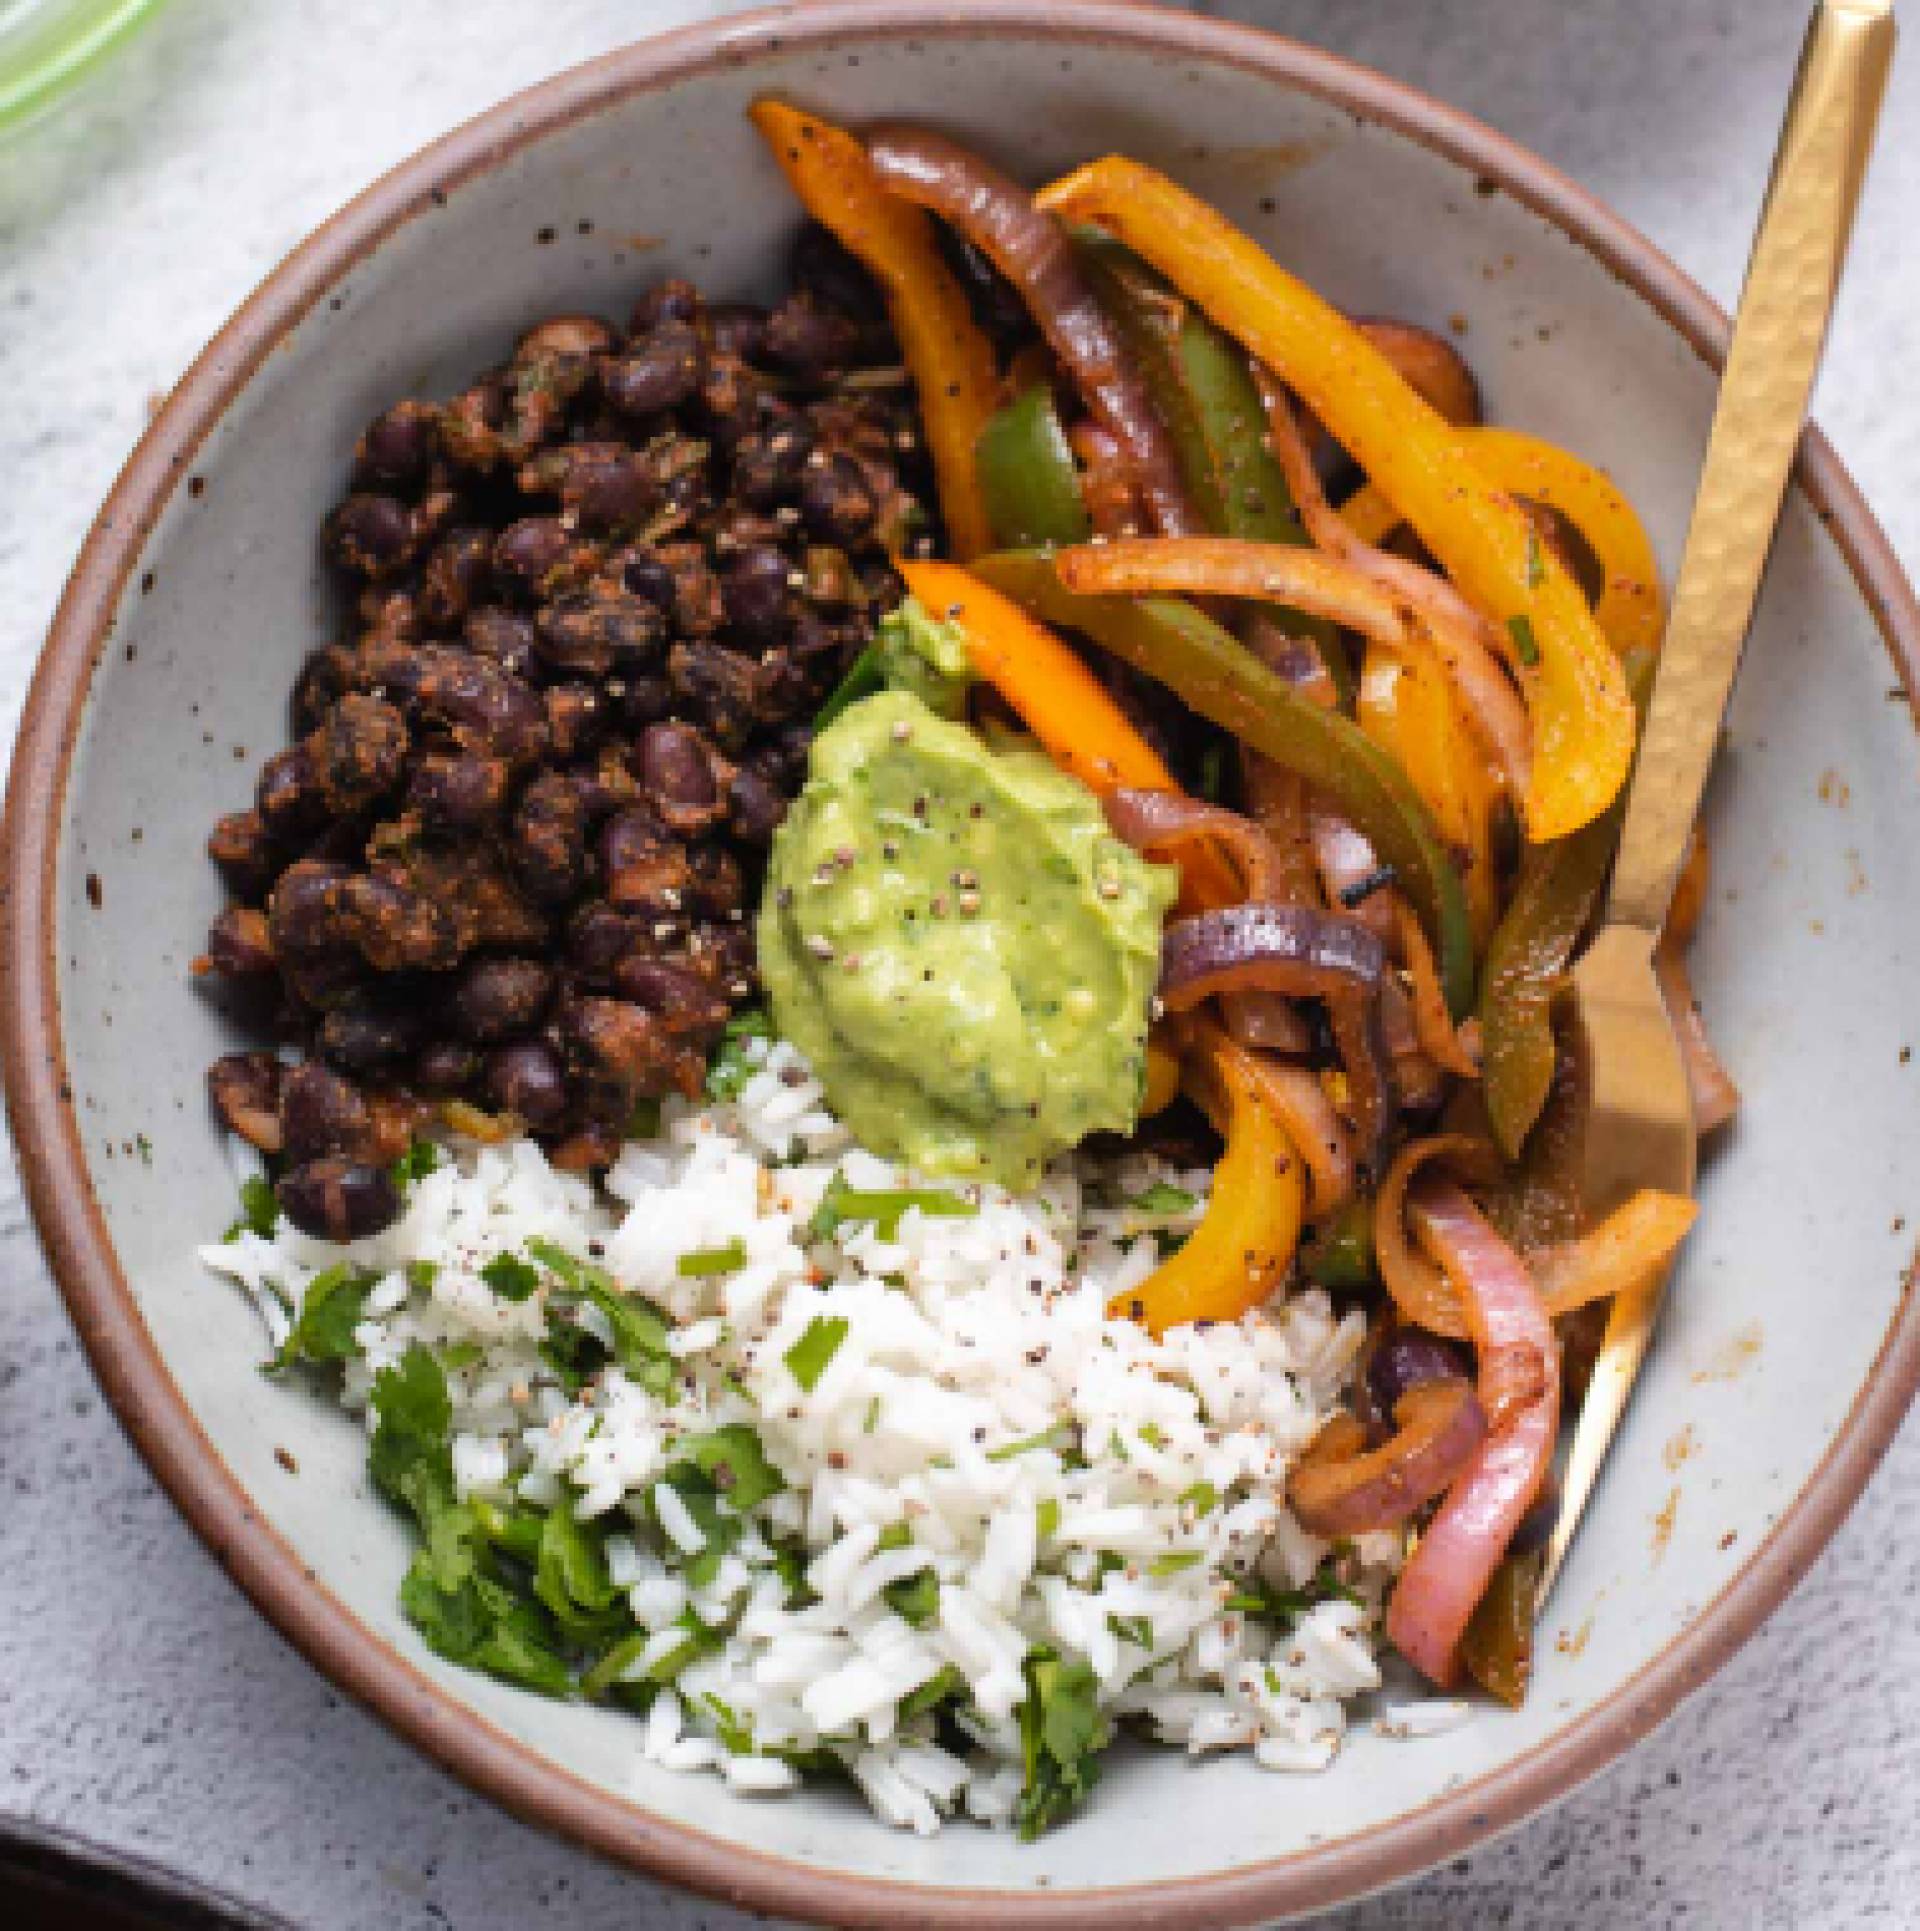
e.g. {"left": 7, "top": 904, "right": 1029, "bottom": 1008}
{"left": 1075, "top": 239, "right": 1347, "bottom": 677}
{"left": 1345, "top": 426, "right": 1666, "bottom": 659}
{"left": 749, "top": 102, "right": 999, "bottom": 560}
{"left": 1477, "top": 646, "right": 1656, "bottom": 1157}
{"left": 975, "top": 386, "right": 1093, "bottom": 550}
{"left": 1113, "top": 1026, "right": 1306, "bottom": 1335}
{"left": 1357, "top": 640, "right": 1501, "bottom": 945}
{"left": 973, "top": 548, "right": 1477, "bottom": 1017}
{"left": 1035, "top": 157, "right": 1635, "bottom": 842}
{"left": 893, "top": 559, "right": 1243, "bottom": 909}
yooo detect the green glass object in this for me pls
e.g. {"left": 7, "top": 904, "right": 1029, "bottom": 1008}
{"left": 0, "top": 0, "right": 171, "bottom": 136}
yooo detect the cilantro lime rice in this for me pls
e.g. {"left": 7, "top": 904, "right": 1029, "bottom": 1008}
{"left": 203, "top": 1032, "right": 1404, "bottom": 1835}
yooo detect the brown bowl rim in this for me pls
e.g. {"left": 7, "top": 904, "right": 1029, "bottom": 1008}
{"left": 6, "top": 3, "right": 1918, "bottom": 1925}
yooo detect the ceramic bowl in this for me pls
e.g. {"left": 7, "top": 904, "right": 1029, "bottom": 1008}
{"left": 7, "top": 4, "right": 1918, "bottom": 1924}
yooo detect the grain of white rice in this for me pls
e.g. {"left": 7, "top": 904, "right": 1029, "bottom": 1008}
{"left": 200, "top": 1032, "right": 1413, "bottom": 1834}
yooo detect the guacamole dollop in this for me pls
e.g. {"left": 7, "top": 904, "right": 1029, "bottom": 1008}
{"left": 873, "top": 596, "right": 974, "bottom": 719}
{"left": 758, "top": 689, "right": 1177, "bottom": 1187}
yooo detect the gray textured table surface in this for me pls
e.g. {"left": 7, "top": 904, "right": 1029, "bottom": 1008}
{"left": 2, "top": 2, "right": 1916, "bottom": 1926}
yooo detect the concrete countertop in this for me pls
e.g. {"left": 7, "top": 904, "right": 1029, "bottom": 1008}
{"left": 2, "top": 2, "right": 1914, "bottom": 1925}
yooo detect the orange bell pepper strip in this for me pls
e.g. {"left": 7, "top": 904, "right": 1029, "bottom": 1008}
{"left": 1112, "top": 1026, "right": 1306, "bottom": 1335}
{"left": 1035, "top": 158, "right": 1635, "bottom": 842}
{"left": 1344, "top": 426, "right": 1665, "bottom": 659}
{"left": 750, "top": 102, "right": 999, "bottom": 561}
{"left": 895, "top": 558, "right": 1242, "bottom": 907}
{"left": 1356, "top": 639, "right": 1501, "bottom": 943}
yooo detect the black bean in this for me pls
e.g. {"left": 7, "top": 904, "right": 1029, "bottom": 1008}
{"left": 308, "top": 695, "right": 408, "bottom": 815}
{"left": 620, "top": 549, "right": 677, "bottom": 611}
{"left": 600, "top": 807, "right": 693, "bottom": 915}
{"left": 414, "top": 1038, "right": 482, "bottom": 1095}
{"left": 342, "top": 873, "right": 465, "bottom": 973}
{"left": 320, "top": 997, "right": 424, "bottom": 1072}
{"left": 204, "top": 906, "right": 276, "bottom": 977}
{"left": 730, "top": 417, "right": 815, "bottom": 508}
{"left": 255, "top": 746, "right": 321, "bottom": 841}
{"left": 603, "top": 320, "right": 705, "bottom": 418}
{"left": 492, "top": 516, "right": 574, "bottom": 598}
{"left": 485, "top": 1040, "right": 570, "bottom": 1129}
{"left": 721, "top": 543, "right": 794, "bottom": 642}
{"left": 726, "top": 760, "right": 788, "bottom": 844}
{"left": 799, "top": 452, "right": 878, "bottom": 544}
{"left": 511, "top": 771, "right": 591, "bottom": 904}
{"left": 536, "top": 592, "right": 665, "bottom": 676}
{"left": 463, "top": 607, "right": 538, "bottom": 679}
{"left": 790, "top": 222, "right": 884, "bottom": 326}
{"left": 277, "top": 1157, "right": 401, "bottom": 1242}
{"left": 325, "top": 493, "right": 419, "bottom": 578}
{"left": 630, "top": 278, "right": 702, "bottom": 332}
{"left": 616, "top": 674, "right": 672, "bottom": 728}
{"left": 208, "top": 810, "right": 278, "bottom": 901}
{"left": 667, "top": 642, "right": 766, "bottom": 752}
{"left": 451, "top": 956, "right": 554, "bottom": 1044}
{"left": 355, "top": 400, "right": 440, "bottom": 492}
{"left": 207, "top": 1052, "right": 284, "bottom": 1152}
{"left": 684, "top": 842, "right": 746, "bottom": 919}
{"left": 281, "top": 1061, "right": 374, "bottom": 1162}
{"left": 269, "top": 861, "right": 358, "bottom": 962}
{"left": 637, "top": 721, "right": 725, "bottom": 834}
{"left": 408, "top": 753, "right": 508, "bottom": 830}
{"left": 764, "top": 291, "right": 859, "bottom": 382}
{"left": 541, "top": 683, "right": 610, "bottom": 763}
{"left": 560, "top": 995, "right": 685, "bottom": 1114}
{"left": 707, "top": 301, "right": 769, "bottom": 362}
{"left": 567, "top": 901, "right": 643, "bottom": 984}
{"left": 517, "top": 314, "right": 618, "bottom": 359}
{"left": 417, "top": 527, "right": 495, "bottom": 632}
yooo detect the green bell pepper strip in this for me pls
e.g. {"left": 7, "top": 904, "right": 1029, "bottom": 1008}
{"left": 971, "top": 548, "right": 1475, "bottom": 1017}
{"left": 1302, "top": 1196, "right": 1376, "bottom": 1288}
{"left": 1077, "top": 237, "right": 1351, "bottom": 702}
{"left": 975, "top": 386, "right": 1093, "bottom": 550}
{"left": 1478, "top": 647, "right": 1656, "bottom": 1158}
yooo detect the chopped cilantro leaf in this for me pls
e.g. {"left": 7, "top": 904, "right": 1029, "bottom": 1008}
{"left": 1507, "top": 613, "right": 1541, "bottom": 666}
{"left": 1036, "top": 1498, "right": 1061, "bottom": 1539}
{"left": 705, "top": 1007, "right": 773, "bottom": 1102}
{"left": 270, "top": 1263, "right": 381, "bottom": 1371}
{"left": 1107, "top": 1613, "right": 1153, "bottom": 1650}
{"left": 882, "top": 1568, "right": 940, "bottom": 1628}
{"left": 876, "top": 1521, "right": 913, "bottom": 1552}
{"left": 390, "top": 1137, "right": 442, "bottom": 1191}
{"left": 1014, "top": 1647, "right": 1110, "bottom": 1839}
{"left": 1178, "top": 1480, "right": 1220, "bottom": 1516}
{"left": 807, "top": 1173, "right": 977, "bottom": 1243}
{"left": 1129, "top": 1181, "right": 1196, "bottom": 1219}
{"left": 987, "top": 1421, "right": 1079, "bottom": 1464}
{"left": 480, "top": 1252, "right": 541, "bottom": 1302}
{"left": 899, "top": 1664, "right": 966, "bottom": 1724}
{"left": 225, "top": 1174, "right": 280, "bottom": 1243}
{"left": 675, "top": 1423, "right": 784, "bottom": 1511}
{"left": 1148, "top": 1550, "right": 1204, "bottom": 1577}
{"left": 677, "top": 1239, "right": 748, "bottom": 1278}
{"left": 783, "top": 1315, "right": 849, "bottom": 1392}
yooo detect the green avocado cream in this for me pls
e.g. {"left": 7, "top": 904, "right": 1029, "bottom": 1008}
{"left": 757, "top": 688, "right": 1177, "bottom": 1187}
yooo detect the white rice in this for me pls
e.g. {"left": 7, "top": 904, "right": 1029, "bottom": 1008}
{"left": 202, "top": 1033, "right": 1403, "bottom": 1833}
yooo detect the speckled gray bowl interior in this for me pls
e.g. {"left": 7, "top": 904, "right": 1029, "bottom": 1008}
{"left": 42, "top": 11, "right": 1920, "bottom": 1913}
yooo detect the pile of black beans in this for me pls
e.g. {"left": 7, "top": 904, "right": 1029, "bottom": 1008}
{"left": 201, "top": 227, "right": 932, "bottom": 1242}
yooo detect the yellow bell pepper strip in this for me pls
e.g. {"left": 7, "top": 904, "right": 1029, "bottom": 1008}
{"left": 1345, "top": 426, "right": 1665, "bottom": 658}
{"left": 973, "top": 548, "right": 1477, "bottom": 1016}
{"left": 1112, "top": 1025, "right": 1306, "bottom": 1335}
{"left": 1477, "top": 646, "right": 1655, "bottom": 1156}
{"left": 1357, "top": 640, "right": 1501, "bottom": 943}
{"left": 1142, "top": 1032, "right": 1183, "bottom": 1116}
{"left": 894, "top": 558, "right": 1243, "bottom": 908}
{"left": 1035, "top": 157, "right": 1635, "bottom": 841}
{"left": 750, "top": 102, "right": 999, "bottom": 560}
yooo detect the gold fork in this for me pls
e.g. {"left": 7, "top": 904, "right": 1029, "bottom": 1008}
{"left": 1538, "top": 0, "right": 1895, "bottom": 1606}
